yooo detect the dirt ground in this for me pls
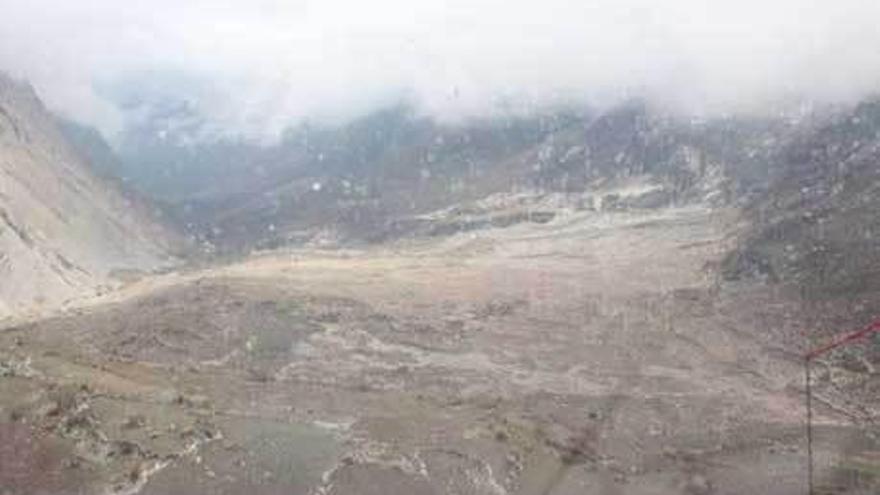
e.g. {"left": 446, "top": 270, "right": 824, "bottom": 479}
{"left": 2, "top": 205, "right": 878, "bottom": 494}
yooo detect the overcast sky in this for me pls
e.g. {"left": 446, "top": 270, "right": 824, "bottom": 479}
{"left": 2, "top": 0, "right": 880, "bottom": 142}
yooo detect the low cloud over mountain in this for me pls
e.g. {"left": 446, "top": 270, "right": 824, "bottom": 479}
{"left": 3, "top": 0, "right": 880, "bottom": 143}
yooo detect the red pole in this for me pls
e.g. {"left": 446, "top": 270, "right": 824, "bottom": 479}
{"left": 806, "top": 358, "right": 814, "bottom": 495}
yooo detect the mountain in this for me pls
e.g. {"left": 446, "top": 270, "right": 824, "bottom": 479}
{"left": 716, "top": 99, "right": 880, "bottom": 349}
{"left": 0, "top": 73, "right": 178, "bottom": 319}
{"left": 108, "top": 100, "right": 799, "bottom": 252}
{"left": 6, "top": 78, "right": 880, "bottom": 494}
{"left": 109, "top": 104, "right": 559, "bottom": 250}
{"left": 76, "top": 87, "right": 880, "bottom": 307}
{"left": 56, "top": 117, "right": 125, "bottom": 181}
{"left": 724, "top": 101, "right": 880, "bottom": 288}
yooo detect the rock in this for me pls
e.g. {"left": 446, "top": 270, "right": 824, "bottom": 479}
{"left": 183, "top": 394, "right": 212, "bottom": 409}
{"left": 122, "top": 414, "right": 146, "bottom": 429}
{"left": 684, "top": 474, "right": 713, "bottom": 495}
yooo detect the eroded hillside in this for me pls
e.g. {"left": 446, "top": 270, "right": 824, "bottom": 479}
{"left": 0, "top": 73, "right": 178, "bottom": 320}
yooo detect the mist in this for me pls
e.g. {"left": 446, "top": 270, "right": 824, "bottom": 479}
{"left": 2, "top": 0, "right": 880, "bottom": 142}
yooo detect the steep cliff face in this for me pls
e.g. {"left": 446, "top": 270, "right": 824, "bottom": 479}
{"left": 723, "top": 101, "right": 880, "bottom": 295}
{"left": 0, "top": 73, "right": 176, "bottom": 319}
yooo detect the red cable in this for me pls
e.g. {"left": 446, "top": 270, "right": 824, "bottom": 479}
{"left": 805, "top": 319, "right": 880, "bottom": 360}
{"left": 802, "top": 318, "right": 880, "bottom": 495}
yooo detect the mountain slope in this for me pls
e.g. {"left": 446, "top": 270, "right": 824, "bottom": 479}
{"left": 0, "top": 73, "right": 177, "bottom": 319}
{"left": 724, "top": 101, "right": 880, "bottom": 295}
{"left": 114, "top": 101, "right": 795, "bottom": 252}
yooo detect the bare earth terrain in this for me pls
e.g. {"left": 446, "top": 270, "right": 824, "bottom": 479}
{"left": 2, "top": 204, "right": 878, "bottom": 494}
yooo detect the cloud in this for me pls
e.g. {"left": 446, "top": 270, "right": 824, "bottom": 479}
{"left": 2, "top": 0, "right": 880, "bottom": 142}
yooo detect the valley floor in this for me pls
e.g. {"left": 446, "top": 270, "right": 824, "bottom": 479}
{"left": 1, "top": 204, "right": 877, "bottom": 494}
